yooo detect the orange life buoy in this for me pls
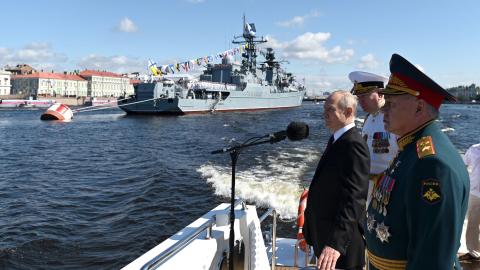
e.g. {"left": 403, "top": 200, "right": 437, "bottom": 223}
{"left": 40, "top": 103, "right": 73, "bottom": 121}
{"left": 297, "top": 189, "right": 308, "bottom": 251}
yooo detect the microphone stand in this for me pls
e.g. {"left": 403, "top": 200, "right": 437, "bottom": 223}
{"left": 211, "top": 136, "right": 283, "bottom": 270}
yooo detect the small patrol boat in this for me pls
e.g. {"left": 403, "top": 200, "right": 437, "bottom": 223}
{"left": 0, "top": 97, "right": 55, "bottom": 109}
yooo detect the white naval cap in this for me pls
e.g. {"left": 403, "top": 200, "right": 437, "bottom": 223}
{"left": 348, "top": 71, "right": 388, "bottom": 95}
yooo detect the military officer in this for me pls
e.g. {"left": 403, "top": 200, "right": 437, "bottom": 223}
{"left": 364, "top": 54, "right": 469, "bottom": 269}
{"left": 349, "top": 71, "right": 399, "bottom": 206}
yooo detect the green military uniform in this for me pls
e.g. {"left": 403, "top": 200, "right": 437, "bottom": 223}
{"left": 365, "top": 120, "right": 469, "bottom": 269}
{"left": 365, "top": 54, "right": 469, "bottom": 270}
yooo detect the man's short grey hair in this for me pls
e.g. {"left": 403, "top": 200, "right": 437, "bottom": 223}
{"left": 332, "top": 90, "right": 358, "bottom": 115}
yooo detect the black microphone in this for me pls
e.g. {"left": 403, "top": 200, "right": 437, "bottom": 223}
{"left": 286, "top": 121, "right": 309, "bottom": 141}
{"left": 269, "top": 130, "right": 287, "bottom": 143}
{"left": 269, "top": 121, "right": 309, "bottom": 143}
{"left": 211, "top": 122, "right": 309, "bottom": 154}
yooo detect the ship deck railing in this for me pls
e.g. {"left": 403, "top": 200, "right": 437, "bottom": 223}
{"left": 139, "top": 199, "right": 279, "bottom": 270}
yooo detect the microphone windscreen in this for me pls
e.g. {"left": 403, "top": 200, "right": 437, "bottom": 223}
{"left": 286, "top": 122, "right": 309, "bottom": 141}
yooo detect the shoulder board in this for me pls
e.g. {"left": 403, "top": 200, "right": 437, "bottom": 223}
{"left": 416, "top": 136, "right": 436, "bottom": 159}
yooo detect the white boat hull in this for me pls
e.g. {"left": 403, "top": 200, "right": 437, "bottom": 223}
{"left": 122, "top": 202, "right": 313, "bottom": 270}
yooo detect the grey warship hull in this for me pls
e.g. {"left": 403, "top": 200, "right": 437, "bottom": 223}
{"left": 119, "top": 84, "right": 305, "bottom": 115}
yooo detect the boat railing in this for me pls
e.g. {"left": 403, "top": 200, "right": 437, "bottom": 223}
{"left": 140, "top": 217, "right": 216, "bottom": 270}
{"left": 139, "top": 199, "right": 278, "bottom": 270}
{"left": 259, "top": 208, "right": 278, "bottom": 270}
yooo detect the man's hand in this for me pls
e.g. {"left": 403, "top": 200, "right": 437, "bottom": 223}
{"left": 317, "top": 246, "right": 340, "bottom": 270}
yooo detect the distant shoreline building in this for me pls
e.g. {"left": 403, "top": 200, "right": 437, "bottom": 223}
{"left": 78, "top": 70, "right": 134, "bottom": 97}
{"left": 12, "top": 72, "right": 88, "bottom": 97}
{"left": 10, "top": 70, "right": 135, "bottom": 98}
{"left": 447, "top": 84, "right": 480, "bottom": 101}
{"left": 0, "top": 69, "right": 12, "bottom": 95}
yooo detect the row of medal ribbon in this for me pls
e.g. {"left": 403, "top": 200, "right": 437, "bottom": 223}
{"left": 371, "top": 174, "right": 396, "bottom": 216}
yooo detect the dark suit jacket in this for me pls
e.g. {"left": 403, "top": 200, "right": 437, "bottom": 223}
{"left": 303, "top": 126, "right": 370, "bottom": 269}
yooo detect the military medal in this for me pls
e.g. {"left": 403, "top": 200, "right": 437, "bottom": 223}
{"left": 371, "top": 175, "right": 384, "bottom": 211}
{"left": 372, "top": 132, "right": 391, "bottom": 154}
{"left": 381, "top": 176, "right": 389, "bottom": 216}
{"left": 367, "top": 214, "right": 376, "bottom": 232}
{"left": 384, "top": 178, "right": 396, "bottom": 216}
{"left": 379, "top": 175, "right": 389, "bottom": 215}
{"left": 375, "top": 222, "right": 391, "bottom": 243}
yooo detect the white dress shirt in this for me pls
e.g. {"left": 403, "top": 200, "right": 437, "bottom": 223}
{"left": 333, "top": 122, "right": 356, "bottom": 142}
{"left": 465, "top": 143, "right": 480, "bottom": 198}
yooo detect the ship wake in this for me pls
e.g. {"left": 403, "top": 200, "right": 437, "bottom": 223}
{"left": 198, "top": 147, "right": 319, "bottom": 219}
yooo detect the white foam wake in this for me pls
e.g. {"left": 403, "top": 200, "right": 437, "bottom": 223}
{"left": 198, "top": 147, "right": 319, "bottom": 219}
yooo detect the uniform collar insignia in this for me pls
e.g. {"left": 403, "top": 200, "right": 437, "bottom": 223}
{"left": 397, "top": 135, "right": 414, "bottom": 151}
{"left": 397, "top": 119, "right": 435, "bottom": 151}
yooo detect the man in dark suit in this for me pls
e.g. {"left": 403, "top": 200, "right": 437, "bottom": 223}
{"left": 304, "top": 90, "right": 370, "bottom": 270}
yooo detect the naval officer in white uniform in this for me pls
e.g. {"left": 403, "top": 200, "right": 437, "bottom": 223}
{"left": 349, "top": 71, "right": 398, "bottom": 206}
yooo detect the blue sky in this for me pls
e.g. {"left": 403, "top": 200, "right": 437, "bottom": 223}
{"left": 1, "top": 0, "right": 479, "bottom": 94}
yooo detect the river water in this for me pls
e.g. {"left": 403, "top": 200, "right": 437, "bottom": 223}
{"left": 0, "top": 103, "right": 477, "bottom": 269}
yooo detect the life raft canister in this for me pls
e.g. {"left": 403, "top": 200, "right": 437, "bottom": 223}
{"left": 297, "top": 189, "right": 308, "bottom": 251}
{"left": 40, "top": 103, "right": 73, "bottom": 121}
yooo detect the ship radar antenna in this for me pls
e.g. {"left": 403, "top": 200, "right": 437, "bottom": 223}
{"left": 233, "top": 14, "right": 267, "bottom": 74}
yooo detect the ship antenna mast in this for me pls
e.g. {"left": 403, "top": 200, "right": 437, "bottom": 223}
{"left": 232, "top": 14, "right": 267, "bottom": 74}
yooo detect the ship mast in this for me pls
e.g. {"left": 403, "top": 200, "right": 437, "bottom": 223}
{"left": 232, "top": 14, "right": 267, "bottom": 75}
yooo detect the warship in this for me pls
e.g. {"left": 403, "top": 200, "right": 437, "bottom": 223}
{"left": 118, "top": 18, "right": 306, "bottom": 115}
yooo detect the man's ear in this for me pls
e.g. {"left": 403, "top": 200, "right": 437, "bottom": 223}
{"left": 345, "top": 106, "right": 354, "bottom": 118}
{"left": 416, "top": 99, "right": 426, "bottom": 114}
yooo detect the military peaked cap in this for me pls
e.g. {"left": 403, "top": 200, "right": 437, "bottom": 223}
{"left": 381, "top": 53, "right": 456, "bottom": 109}
{"left": 349, "top": 71, "right": 388, "bottom": 95}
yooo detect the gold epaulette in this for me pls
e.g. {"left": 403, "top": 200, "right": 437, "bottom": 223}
{"left": 416, "top": 136, "right": 436, "bottom": 159}
{"left": 367, "top": 250, "right": 407, "bottom": 270}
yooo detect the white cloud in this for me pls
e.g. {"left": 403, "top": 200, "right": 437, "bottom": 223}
{"left": 266, "top": 32, "right": 354, "bottom": 63}
{"left": 78, "top": 54, "right": 146, "bottom": 73}
{"left": 311, "top": 79, "right": 332, "bottom": 89}
{"left": 264, "top": 35, "right": 284, "bottom": 50}
{"left": 356, "top": 53, "right": 379, "bottom": 69}
{"left": 276, "top": 10, "right": 320, "bottom": 28}
{"left": 277, "top": 16, "right": 306, "bottom": 28}
{"left": 0, "top": 47, "right": 10, "bottom": 57}
{"left": 300, "top": 74, "right": 353, "bottom": 95}
{"left": 0, "top": 42, "right": 67, "bottom": 70}
{"left": 307, "top": 74, "right": 351, "bottom": 91}
{"left": 187, "top": 0, "right": 205, "bottom": 3}
{"left": 118, "top": 17, "right": 138, "bottom": 33}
